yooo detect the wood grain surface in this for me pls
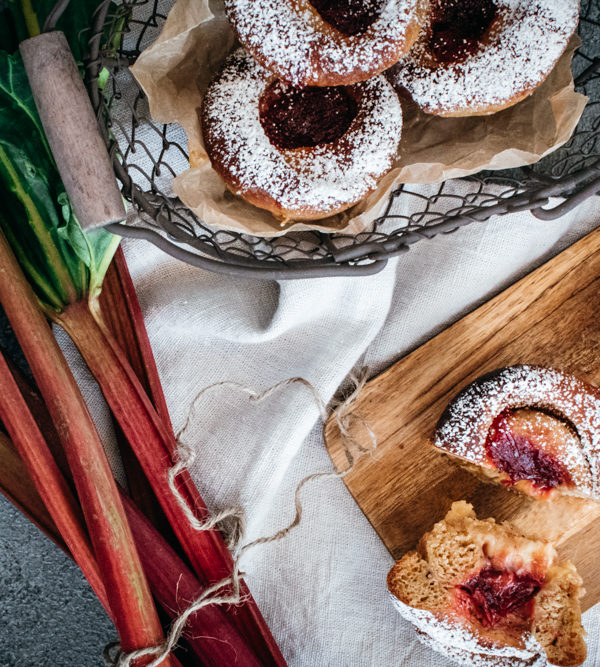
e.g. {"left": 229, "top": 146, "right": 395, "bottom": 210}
{"left": 324, "top": 226, "right": 600, "bottom": 611}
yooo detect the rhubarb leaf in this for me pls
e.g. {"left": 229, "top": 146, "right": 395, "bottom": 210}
{"left": 0, "top": 2, "right": 26, "bottom": 53}
{"left": 0, "top": 0, "right": 102, "bottom": 61}
{"left": 0, "top": 50, "right": 120, "bottom": 312}
{"left": 56, "top": 191, "right": 121, "bottom": 301}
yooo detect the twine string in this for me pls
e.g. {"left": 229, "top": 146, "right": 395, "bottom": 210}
{"left": 111, "top": 369, "right": 375, "bottom": 667}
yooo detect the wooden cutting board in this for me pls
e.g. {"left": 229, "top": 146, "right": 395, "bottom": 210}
{"left": 324, "top": 225, "right": 600, "bottom": 611}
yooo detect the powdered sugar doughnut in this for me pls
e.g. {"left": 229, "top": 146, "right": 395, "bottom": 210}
{"left": 223, "top": 0, "right": 425, "bottom": 87}
{"left": 434, "top": 365, "right": 600, "bottom": 499}
{"left": 388, "top": 0, "right": 580, "bottom": 117}
{"left": 201, "top": 49, "right": 403, "bottom": 221}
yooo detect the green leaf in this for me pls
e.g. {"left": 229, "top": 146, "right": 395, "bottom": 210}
{"left": 0, "top": 1, "right": 102, "bottom": 60}
{"left": 32, "top": 0, "right": 100, "bottom": 62}
{"left": 0, "top": 46, "right": 49, "bottom": 153}
{"left": 56, "top": 191, "right": 120, "bottom": 302}
{"left": 0, "top": 50, "right": 120, "bottom": 312}
{"left": 0, "top": 5, "right": 27, "bottom": 53}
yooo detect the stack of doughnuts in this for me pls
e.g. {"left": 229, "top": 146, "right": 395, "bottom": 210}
{"left": 200, "top": 0, "right": 579, "bottom": 221}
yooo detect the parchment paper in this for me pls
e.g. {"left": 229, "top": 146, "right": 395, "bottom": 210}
{"left": 131, "top": 0, "right": 588, "bottom": 237}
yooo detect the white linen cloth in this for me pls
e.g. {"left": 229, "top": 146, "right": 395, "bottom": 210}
{"left": 51, "top": 1, "right": 600, "bottom": 662}
{"left": 55, "top": 192, "right": 600, "bottom": 666}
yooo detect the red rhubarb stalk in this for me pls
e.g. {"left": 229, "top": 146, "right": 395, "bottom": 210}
{"left": 0, "top": 350, "right": 111, "bottom": 616}
{"left": 102, "top": 247, "right": 172, "bottom": 427}
{"left": 121, "top": 492, "right": 264, "bottom": 667}
{"left": 3, "top": 353, "right": 71, "bottom": 478}
{"left": 3, "top": 324, "right": 273, "bottom": 666}
{"left": 0, "top": 428, "right": 261, "bottom": 666}
{"left": 0, "top": 430, "right": 67, "bottom": 554}
{"left": 100, "top": 249, "right": 174, "bottom": 542}
{"left": 0, "top": 433, "right": 189, "bottom": 667}
{"left": 60, "top": 280, "right": 286, "bottom": 665}
{"left": 0, "top": 231, "right": 173, "bottom": 666}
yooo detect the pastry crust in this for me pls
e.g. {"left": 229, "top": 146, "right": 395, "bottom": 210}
{"left": 223, "top": 0, "right": 426, "bottom": 87}
{"left": 201, "top": 49, "right": 403, "bottom": 221}
{"left": 388, "top": 0, "right": 579, "bottom": 117}
{"left": 388, "top": 502, "right": 587, "bottom": 666}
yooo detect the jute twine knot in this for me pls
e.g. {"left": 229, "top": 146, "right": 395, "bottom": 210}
{"left": 108, "top": 370, "right": 376, "bottom": 666}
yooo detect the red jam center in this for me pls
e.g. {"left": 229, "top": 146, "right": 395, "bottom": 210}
{"left": 457, "top": 567, "right": 542, "bottom": 627}
{"left": 428, "top": 0, "right": 498, "bottom": 64}
{"left": 259, "top": 82, "right": 358, "bottom": 150}
{"left": 485, "top": 409, "right": 573, "bottom": 492}
{"left": 309, "top": 0, "right": 384, "bottom": 36}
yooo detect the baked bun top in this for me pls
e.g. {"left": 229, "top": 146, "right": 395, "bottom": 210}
{"left": 433, "top": 365, "right": 600, "bottom": 499}
{"left": 224, "top": 0, "right": 425, "bottom": 87}
{"left": 388, "top": 0, "right": 579, "bottom": 116}
{"left": 201, "top": 49, "right": 403, "bottom": 220}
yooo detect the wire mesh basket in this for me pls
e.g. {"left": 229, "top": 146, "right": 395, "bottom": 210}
{"left": 87, "top": 0, "right": 600, "bottom": 279}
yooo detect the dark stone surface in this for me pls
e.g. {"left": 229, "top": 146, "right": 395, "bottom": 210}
{"left": 0, "top": 496, "right": 114, "bottom": 666}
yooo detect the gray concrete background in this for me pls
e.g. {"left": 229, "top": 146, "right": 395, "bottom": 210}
{"left": 0, "top": 496, "right": 114, "bottom": 666}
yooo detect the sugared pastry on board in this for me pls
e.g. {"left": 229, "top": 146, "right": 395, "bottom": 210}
{"left": 388, "top": 0, "right": 580, "bottom": 117}
{"left": 223, "top": 0, "right": 425, "bottom": 87}
{"left": 433, "top": 365, "right": 600, "bottom": 500}
{"left": 201, "top": 49, "right": 403, "bottom": 221}
{"left": 388, "top": 502, "right": 587, "bottom": 666}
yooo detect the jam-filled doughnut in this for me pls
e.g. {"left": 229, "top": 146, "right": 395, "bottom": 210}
{"left": 223, "top": 0, "right": 425, "bottom": 87}
{"left": 434, "top": 365, "right": 600, "bottom": 499}
{"left": 201, "top": 49, "right": 403, "bottom": 221}
{"left": 388, "top": 502, "right": 587, "bottom": 666}
{"left": 388, "top": 0, "right": 580, "bottom": 117}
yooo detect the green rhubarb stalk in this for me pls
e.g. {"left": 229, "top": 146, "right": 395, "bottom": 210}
{"left": 19, "top": 0, "right": 41, "bottom": 37}
{"left": 1, "top": 1, "right": 110, "bottom": 62}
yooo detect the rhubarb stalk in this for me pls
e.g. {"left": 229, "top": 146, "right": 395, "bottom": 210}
{"left": 102, "top": 248, "right": 172, "bottom": 427}
{"left": 0, "top": 350, "right": 110, "bottom": 616}
{"left": 0, "top": 415, "right": 262, "bottom": 666}
{"left": 0, "top": 46, "right": 284, "bottom": 664}
{"left": 100, "top": 249, "right": 174, "bottom": 542}
{"left": 58, "top": 297, "right": 286, "bottom": 666}
{"left": 0, "top": 430, "right": 66, "bottom": 553}
{"left": 0, "top": 231, "right": 172, "bottom": 666}
{"left": 72, "top": 244, "right": 284, "bottom": 666}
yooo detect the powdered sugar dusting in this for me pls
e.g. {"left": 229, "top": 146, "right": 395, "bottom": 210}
{"left": 389, "top": 0, "right": 579, "bottom": 115}
{"left": 224, "top": 0, "right": 421, "bottom": 86}
{"left": 390, "top": 594, "right": 548, "bottom": 666}
{"left": 415, "top": 625, "right": 547, "bottom": 666}
{"left": 201, "top": 49, "right": 403, "bottom": 216}
{"left": 434, "top": 366, "right": 600, "bottom": 497}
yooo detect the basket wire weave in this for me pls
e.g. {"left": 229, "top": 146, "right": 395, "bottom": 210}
{"left": 87, "top": 0, "right": 600, "bottom": 279}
